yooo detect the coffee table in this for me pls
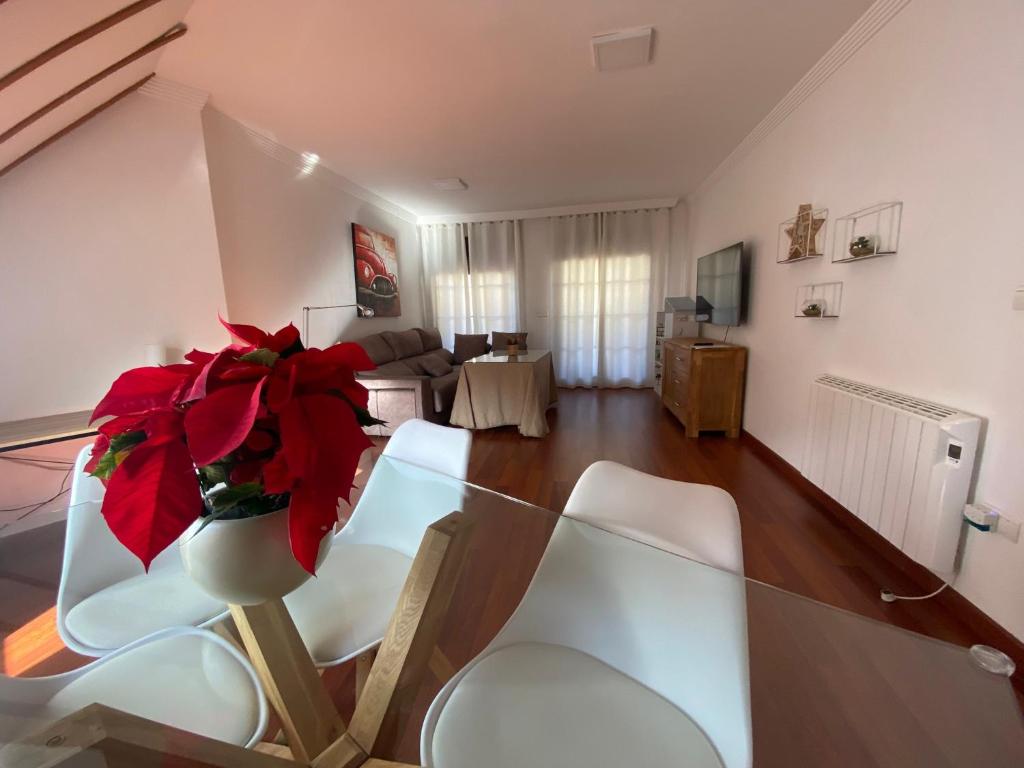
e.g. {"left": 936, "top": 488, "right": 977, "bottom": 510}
{"left": 5, "top": 456, "right": 1024, "bottom": 767}
{"left": 449, "top": 349, "right": 557, "bottom": 437}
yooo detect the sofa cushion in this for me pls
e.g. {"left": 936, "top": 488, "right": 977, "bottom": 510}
{"left": 453, "top": 333, "right": 490, "bottom": 364}
{"left": 383, "top": 329, "right": 424, "bottom": 359}
{"left": 414, "top": 327, "right": 444, "bottom": 351}
{"left": 420, "top": 355, "right": 453, "bottom": 377}
{"left": 430, "top": 370, "right": 461, "bottom": 413}
{"left": 491, "top": 331, "right": 528, "bottom": 350}
{"left": 402, "top": 355, "right": 430, "bottom": 375}
{"left": 355, "top": 333, "right": 396, "bottom": 365}
{"left": 424, "top": 347, "right": 456, "bottom": 366}
{"left": 361, "top": 360, "right": 417, "bottom": 377}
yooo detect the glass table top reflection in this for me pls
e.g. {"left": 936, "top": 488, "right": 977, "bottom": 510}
{"left": 2, "top": 454, "right": 1023, "bottom": 768}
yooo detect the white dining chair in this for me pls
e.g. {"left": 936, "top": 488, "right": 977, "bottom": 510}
{"left": 0, "top": 627, "right": 267, "bottom": 751}
{"left": 562, "top": 460, "right": 745, "bottom": 575}
{"left": 285, "top": 419, "right": 472, "bottom": 667}
{"left": 420, "top": 463, "right": 752, "bottom": 768}
{"left": 56, "top": 447, "right": 229, "bottom": 656}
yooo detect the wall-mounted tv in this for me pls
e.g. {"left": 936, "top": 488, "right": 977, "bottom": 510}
{"left": 696, "top": 242, "right": 747, "bottom": 326}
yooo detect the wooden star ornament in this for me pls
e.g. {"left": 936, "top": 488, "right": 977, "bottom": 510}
{"left": 785, "top": 204, "right": 826, "bottom": 260}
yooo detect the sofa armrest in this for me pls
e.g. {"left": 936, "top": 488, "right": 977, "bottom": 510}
{"left": 357, "top": 375, "right": 435, "bottom": 435}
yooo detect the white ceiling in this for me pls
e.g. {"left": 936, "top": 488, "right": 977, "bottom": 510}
{"left": 157, "top": 0, "right": 871, "bottom": 216}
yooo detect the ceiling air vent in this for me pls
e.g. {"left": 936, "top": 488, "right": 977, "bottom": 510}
{"left": 591, "top": 26, "right": 653, "bottom": 72}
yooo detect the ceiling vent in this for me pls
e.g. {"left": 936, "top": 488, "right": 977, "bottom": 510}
{"left": 432, "top": 177, "right": 468, "bottom": 191}
{"left": 591, "top": 26, "right": 654, "bottom": 72}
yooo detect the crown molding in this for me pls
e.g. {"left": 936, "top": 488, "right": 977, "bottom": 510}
{"left": 689, "top": 0, "right": 912, "bottom": 202}
{"left": 202, "top": 106, "right": 419, "bottom": 224}
{"left": 417, "top": 197, "right": 679, "bottom": 226}
{"left": 138, "top": 75, "right": 208, "bottom": 110}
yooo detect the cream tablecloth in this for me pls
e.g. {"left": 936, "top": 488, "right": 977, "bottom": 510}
{"left": 450, "top": 350, "right": 558, "bottom": 437}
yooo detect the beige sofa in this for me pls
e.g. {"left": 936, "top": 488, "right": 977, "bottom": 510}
{"left": 354, "top": 328, "right": 461, "bottom": 435}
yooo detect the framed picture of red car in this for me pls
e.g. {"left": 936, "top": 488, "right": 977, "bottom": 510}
{"left": 352, "top": 223, "right": 402, "bottom": 318}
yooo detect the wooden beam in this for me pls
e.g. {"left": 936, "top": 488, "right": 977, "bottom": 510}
{"left": 0, "top": 0, "right": 166, "bottom": 93}
{"left": 1, "top": 23, "right": 187, "bottom": 144}
{"left": 0, "top": 703, "right": 303, "bottom": 768}
{"left": 341, "top": 511, "right": 473, "bottom": 760}
{"left": 0, "top": 73, "right": 153, "bottom": 178}
{"left": 355, "top": 649, "right": 376, "bottom": 704}
{"left": 230, "top": 598, "right": 347, "bottom": 764}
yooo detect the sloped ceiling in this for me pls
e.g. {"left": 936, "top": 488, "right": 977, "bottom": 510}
{"left": 157, "top": 0, "right": 872, "bottom": 215}
{"left": 0, "top": 0, "right": 193, "bottom": 176}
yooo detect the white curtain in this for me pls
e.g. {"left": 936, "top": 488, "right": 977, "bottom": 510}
{"left": 419, "top": 223, "right": 471, "bottom": 349}
{"left": 420, "top": 221, "right": 524, "bottom": 349}
{"left": 549, "top": 209, "right": 669, "bottom": 388}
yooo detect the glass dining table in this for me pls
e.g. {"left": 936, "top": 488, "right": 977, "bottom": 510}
{"left": 2, "top": 454, "right": 1023, "bottom": 768}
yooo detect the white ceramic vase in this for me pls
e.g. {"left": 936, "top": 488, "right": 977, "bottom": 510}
{"left": 179, "top": 507, "right": 332, "bottom": 605}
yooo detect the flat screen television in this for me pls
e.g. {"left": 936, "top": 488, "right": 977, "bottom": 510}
{"left": 696, "top": 242, "right": 747, "bottom": 326}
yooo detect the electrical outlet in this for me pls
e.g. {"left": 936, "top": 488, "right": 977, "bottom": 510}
{"left": 998, "top": 514, "right": 1021, "bottom": 543}
{"left": 1014, "top": 286, "right": 1024, "bottom": 311}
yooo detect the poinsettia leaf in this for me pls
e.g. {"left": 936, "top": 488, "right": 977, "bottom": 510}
{"left": 84, "top": 434, "right": 110, "bottom": 474}
{"left": 219, "top": 315, "right": 269, "bottom": 347}
{"left": 184, "top": 349, "right": 216, "bottom": 364}
{"left": 267, "top": 324, "right": 300, "bottom": 354}
{"left": 239, "top": 348, "right": 279, "bottom": 367}
{"left": 262, "top": 448, "right": 293, "bottom": 494}
{"left": 317, "top": 342, "right": 376, "bottom": 372}
{"left": 288, "top": 482, "right": 337, "bottom": 574}
{"left": 279, "top": 393, "right": 371, "bottom": 504}
{"left": 182, "top": 348, "right": 239, "bottom": 402}
{"left": 90, "top": 367, "right": 190, "bottom": 423}
{"left": 266, "top": 365, "right": 298, "bottom": 413}
{"left": 100, "top": 439, "right": 202, "bottom": 570}
{"left": 184, "top": 377, "right": 267, "bottom": 466}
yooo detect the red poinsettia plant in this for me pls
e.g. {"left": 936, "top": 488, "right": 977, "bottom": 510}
{"left": 86, "top": 318, "right": 381, "bottom": 574}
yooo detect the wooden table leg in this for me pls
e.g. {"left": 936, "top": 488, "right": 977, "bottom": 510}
{"left": 355, "top": 649, "right": 377, "bottom": 704}
{"left": 347, "top": 511, "right": 471, "bottom": 758}
{"left": 0, "top": 704, "right": 303, "bottom": 768}
{"left": 230, "top": 598, "right": 346, "bottom": 763}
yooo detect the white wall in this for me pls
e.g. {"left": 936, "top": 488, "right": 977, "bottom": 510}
{"left": 0, "top": 91, "right": 227, "bottom": 422}
{"left": 685, "top": 0, "right": 1024, "bottom": 639}
{"left": 200, "top": 108, "right": 422, "bottom": 347}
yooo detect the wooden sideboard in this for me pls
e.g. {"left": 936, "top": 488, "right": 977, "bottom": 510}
{"left": 661, "top": 338, "right": 747, "bottom": 438}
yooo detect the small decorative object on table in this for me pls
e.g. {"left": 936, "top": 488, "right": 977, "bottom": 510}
{"left": 784, "top": 203, "right": 827, "bottom": 260}
{"left": 849, "top": 235, "right": 877, "bottom": 258}
{"left": 507, "top": 333, "right": 521, "bottom": 357}
{"left": 801, "top": 300, "right": 824, "bottom": 317}
{"left": 85, "top": 317, "right": 383, "bottom": 604}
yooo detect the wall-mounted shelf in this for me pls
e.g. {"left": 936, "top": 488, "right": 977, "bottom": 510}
{"left": 795, "top": 282, "right": 842, "bottom": 318}
{"left": 832, "top": 202, "right": 902, "bottom": 263}
{"left": 778, "top": 207, "right": 828, "bottom": 264}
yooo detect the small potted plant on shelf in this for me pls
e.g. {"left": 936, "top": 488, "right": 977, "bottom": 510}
{"left": 86, "top": 317, "right": 382, "bottom": 604}
{"left": 849, "top": 234, "right": 877, "bottom": 258}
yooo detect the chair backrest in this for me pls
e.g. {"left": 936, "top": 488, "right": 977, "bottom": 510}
{"left": 340, "top": 455, "right": 471, "bottom": 558}
{"left": 57, "top": 448, "right": 186, "bottom": 655}
{"left": 380, "top": 419, "right": 472, "bottom": 480}
{"left": 563, "top": 460, "right": 745, "bottom": 575}
{"left": 461, "top": 517, "right": 752, "bottom": 768}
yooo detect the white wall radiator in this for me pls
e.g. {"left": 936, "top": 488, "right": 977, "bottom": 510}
{"left": 802, "top": 375, "right": 981, "bottom": 575}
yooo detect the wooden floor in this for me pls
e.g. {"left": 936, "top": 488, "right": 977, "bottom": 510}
{"left": 2, "top": 388, "right": 1022, "bottom": 764}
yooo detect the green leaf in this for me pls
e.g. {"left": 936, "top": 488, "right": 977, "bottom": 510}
{"left": 239, "top": 348, "right": 279, "bottom": 367}
{"left": 89, "top": 430, "right": 147, "bottom": 480}
{"left": 207, "top": 482, "right": 264, "bottom": 510}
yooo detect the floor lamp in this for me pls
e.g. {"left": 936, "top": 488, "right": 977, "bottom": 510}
{"left": 301, "top": 304, "right": 358, "bottom": 347}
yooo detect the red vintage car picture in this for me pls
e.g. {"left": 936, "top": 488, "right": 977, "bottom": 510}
{"left": 352, "top": 223, "right": 401, "bottom": 318}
